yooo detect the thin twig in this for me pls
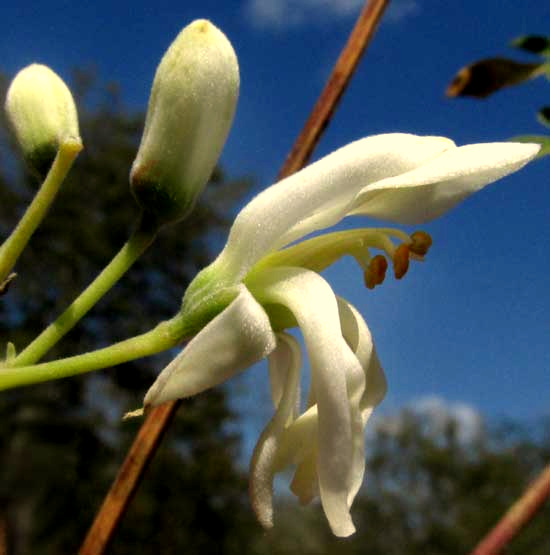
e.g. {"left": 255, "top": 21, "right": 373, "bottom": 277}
{"left": 79, "top": 402, "right": 180, "bottom": 555}
{"left": 0, "top": 515, "right": 7, "bottom": 555}
{"left": 470, "top": 464, "right": 550, "bottom": 555}
{"left": 78, "top": 2, "right": 390, "bottom": 553}
{"left": 278, "top": 0, "right": 390, "bottom": 179}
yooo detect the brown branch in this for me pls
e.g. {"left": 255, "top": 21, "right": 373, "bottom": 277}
{"left": 278, "top": 0, "right": 390, "bottom": 179}
{"left": 78, "top": 1, "right": 390, "bottom": 553}
{"left": 79, "top": 401, "right": 180, "bottom": 555}
{"left": 0, "top": 515, "right": 7, "bottom": 555}
{"left": 470, "top": 464, "right": 550, "bottom": 555}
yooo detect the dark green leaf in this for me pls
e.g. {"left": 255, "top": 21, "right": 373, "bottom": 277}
{"left": 511, "top": 35, "right": 550, "bottom": 56}
{"left": 536, "top": 106, "right": 550, "bottom": 128}
{"left": 446, "top": 58, "right": 544, "bottom": 99}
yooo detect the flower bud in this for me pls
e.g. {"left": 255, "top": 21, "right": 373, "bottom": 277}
{"left": 130, "top": 19, "right": 239, "bottom": 226}
{"left": 5, "top": 64, "right": 81, "bottom": 177}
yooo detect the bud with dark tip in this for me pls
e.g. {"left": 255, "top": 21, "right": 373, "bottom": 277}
{"left": 130, "top": 20, "right": 239, "bottom": 227}
{"left": 5, "top": 64, "right": 81, "bottom": 177}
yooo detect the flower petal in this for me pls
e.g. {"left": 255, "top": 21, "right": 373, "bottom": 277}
{"left": 351, "top": 142, "right": 540, "bottom": 224}
{"left": 215, "top": 134, "right": 454, "bottom": 282}
{"left": 337, "top": 298, "right": 387, "bottom": 416}
{"left": 268, "top": 332, "right": 301, "bottom": 419}
{"left": 248, "top": 267, "right": 365, "bottom": 536}
{"left": 272, "top": 299, "right": 387, "bottom": 512}
{"left": 272, "top": 405, "right": 317, "bottom": 474}
{"left": 250, "top": 332, "right": 301, "bottom": 529}
{"left": 144, "top": 285, "right": 276, "bottom": 407}
{"left": 337, "top": 297, "right": 386, "bottom": 505}
{"left": 290, "top": 449, "right": 319, "bottom": 505}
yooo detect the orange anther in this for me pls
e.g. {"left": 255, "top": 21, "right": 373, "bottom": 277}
{"left": 393, "top": 244, "right": 410, "bottom": 279}
{"left": 364, "top": 255, "right": 388, "bottom": 289}
{"left": 409, "top": 231, "right": 432, "bottom": 256}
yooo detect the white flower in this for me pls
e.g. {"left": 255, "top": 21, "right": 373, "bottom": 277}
{"left": 144, "top": 133, "right": 539, "bottom": 536}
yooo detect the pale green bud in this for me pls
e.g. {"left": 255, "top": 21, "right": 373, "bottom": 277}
{"left": 5, "top": 64, "right": 81, "bottom": 177}
{"left": 130, "top": 19, "right": 239, "bottom": 226}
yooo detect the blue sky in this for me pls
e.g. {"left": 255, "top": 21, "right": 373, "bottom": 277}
{"left": 2, "top": 1, "right": 549, "bottom": 433}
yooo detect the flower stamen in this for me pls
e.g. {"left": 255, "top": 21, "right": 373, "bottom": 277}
{"left": 409, "top": 231, "right": 432, "bottom": 257}
{"left": 364, "top": 255, "right": 388, "bottom": 289}
{"left": 248, "top": 227, "right": 433, "bottom": 290}
{"left": 393, "top": 244, "right": 410, "bottom": 279}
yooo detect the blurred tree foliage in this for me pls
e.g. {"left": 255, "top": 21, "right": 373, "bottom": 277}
{"left": 0, "top": 70, "right": 256, "bottom": 554}
{"left": 255, "top": 409, "right": 550, "bottom": 555}
{"left": 0, "top": 71, "right": 548, "bottom": 555}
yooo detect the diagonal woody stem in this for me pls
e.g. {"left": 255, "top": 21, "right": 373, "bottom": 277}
{"left": 79, "top": 401, "right": 181, "bottom": 555}
{"left": 277, "top": 0, "right": 389, "bottom": 179}
{"left": 470, "top": 464, "right": 550, "bottom": 555}
{"left": 78, "top": 2, "right": 390, "bottom": 553}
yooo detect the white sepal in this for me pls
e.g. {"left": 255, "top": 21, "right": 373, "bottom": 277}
{"left": 144, "top": 285, "right": 275, "bottom": 406}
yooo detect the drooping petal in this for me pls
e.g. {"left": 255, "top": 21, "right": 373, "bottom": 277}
{"left": 361, "top": 352, "right": 386, "bottom": 421}
{"left": 273, "top": 404, "right": 318, "bottom": 472}
{"left": 214, "top": 134, "right": 454, "bottom": 282}
{"left": 271, "top": 299, "right": 386, "bottom": 513}
{"left": 337, "top": 297, "right": 386, "bottom": 505}
{"left": 144, "top": 285, "right": 276, "bottom": 407}
{"left": 350, "top": 142, "right": 540, "bottom": 224}
{"left": 337, "top": 299, "right": 387, "bottom": 418}
{"left": 248, "top": 266, "right": 365, "bottom": 537}
{"left": 268, "top": 332, "right": 301, "bottom": 420}
{"left": 250, "top": 332, "right": 301, "bottom": 529}
{"left": 269, "top": 402, "right": 320, "bottom": 507}
{"left": 290, "top": 448, "right": 319, "bottom": 505}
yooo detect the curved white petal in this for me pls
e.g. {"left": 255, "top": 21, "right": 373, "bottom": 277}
{"left": 290, "top": 449, "right": 319, "bottom": 505}
{"left": 268, "top": 332, "right": 301, "bottom": 419}
{"left": 215, "top": 134, "right": 454, "bottom": 282}
{"left": 248, "top": 267, "right": 366, "bottom": 537}
{"left": 274, "top": 405, "right": 321, "bottom": 508}
{"left": 250, "top": 332, "right": 302, "bottom": 530}
{"left": 273, "top": 404, "right": 318, "bottom": 471}
{"left": 337, "top": 299, "right": 387, "bottom": 417}
{"left": 337, "top": 297, "right": 386, "bottom": 505}
{"left": 144, "top": 285, "right": 276, "bottom": 407}
{"left": 272, "top": 299, "right": 387, "bottom": 513}
{"left": 351, "top": 142, "right": 540, "bottom": 224}
{"left": 361, "top": 352, "right": 386, "bottom": 420}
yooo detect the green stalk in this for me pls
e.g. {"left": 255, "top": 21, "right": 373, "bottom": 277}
{"left": 12, "top": 215, "right": 159, "bottom": 367}
{"left": 0, "top": 139, "right": 82, "bottom": 284}
{"left": 0, "top": 315, "right": 189, "bottom": 391}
